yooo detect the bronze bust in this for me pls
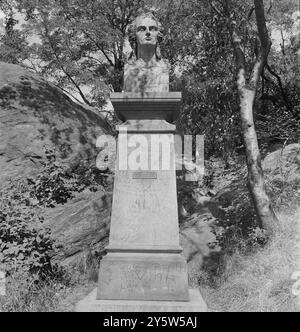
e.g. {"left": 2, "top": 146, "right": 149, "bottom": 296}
{"left": 123, "top": 12, "right": 170, "bottom": 93}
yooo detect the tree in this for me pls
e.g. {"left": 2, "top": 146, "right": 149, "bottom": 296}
{"left": 260, "top": 0, "right": 300, "bottom": 132}
{"left": 0, "top": 1, "right": 29, "bottom": 64}
{"left": 210, "top": 0, "right": 280, "bottom": 235}
{"left": 1, "top": 0, "right": 145, "bottom": 108}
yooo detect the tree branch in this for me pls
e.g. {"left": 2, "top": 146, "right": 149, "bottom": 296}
{"left": 223, "top": 0, "right": 246, "bottom": 90}
{"left": 267, "top": 0, "right": 273, "bottom": 14}
{"left": 53, "top": 83, "right": 85, "bottom": 105}
{"left": 63, "top": 71, "right": 92, "bottom": 106}
{"left": 266, "top": 64, "right": 296, "bottom": 116}
{"left": 248, "top": 6, "right": 255, "bottom": 20}
{"left": 81, "top": 29, "right": 115, "bottom": 67}
{"left": 210, "top": 1, "right": 223, "bottom": 17}
{"left": 62, "top": 8, "right": 115, "bottom": 67}
{"left": 280, "top": 28, "right": 285, "bottom": 55}
{"left": 254, "top": 0, "right": 271, "bottom": 50}
{"left": 42, "top": 17, "right": 92, "bottom": 106}
{"left": 249, "top": 0, "right": 272, "bottom": 90}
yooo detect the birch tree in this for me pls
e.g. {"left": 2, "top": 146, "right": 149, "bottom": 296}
{"left": 212, "top": 0, "right": 280, "bottom": 235}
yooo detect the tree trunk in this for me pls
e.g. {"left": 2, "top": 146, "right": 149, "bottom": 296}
{"left": 239, "top": 86, "right": 279, "bottom": 235}
{"left": 220, "top": 0, "right": 280, "bottom": 235}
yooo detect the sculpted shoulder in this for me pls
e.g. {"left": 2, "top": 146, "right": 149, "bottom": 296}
{"left": 125, "top": 57, "right": 170, "bottom": 69}
{"left": 123, "top": 59, "right": 170, "bottom": 93}
{"left": 123, "top": 12, "right": 170, "bottom": 93}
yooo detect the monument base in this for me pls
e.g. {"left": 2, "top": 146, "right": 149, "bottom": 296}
{"left": 76, "top": 288, "right": 207, "bottom": 312}
{"left": 97, "top": 252, "right": 189, "bottom": 301}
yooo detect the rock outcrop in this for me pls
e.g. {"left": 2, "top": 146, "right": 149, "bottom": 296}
{"left": 0, "top": 62, "right": 110, "bottom": 185}
{"left": 0, "top": 62, "right": 112, "bottom": 265}
{"left": 262, "top": 143, "right": 300, "bottom": 185}
{"left": 44, "top": 190, "right": 112, "bottom": 266}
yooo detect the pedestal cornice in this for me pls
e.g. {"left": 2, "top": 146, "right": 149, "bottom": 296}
{"left": 111, "top": 92, "right": 181, "bottom": 123}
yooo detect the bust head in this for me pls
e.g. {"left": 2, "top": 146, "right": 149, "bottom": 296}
{"left": 127, "top": 12, "right": 163, "bottom": 62}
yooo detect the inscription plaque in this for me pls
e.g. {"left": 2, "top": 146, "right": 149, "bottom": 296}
{"left": 132, "top": 171, "right": 158, "bottom": 179}
{"left": 97, "top": 253, "right": 189, "bottom": 301}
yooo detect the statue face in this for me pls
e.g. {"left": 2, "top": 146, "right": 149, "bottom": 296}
{"left": 135, "top": 17, "right": 159, "bottom": 49}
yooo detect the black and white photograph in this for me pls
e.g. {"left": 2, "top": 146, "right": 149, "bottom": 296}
{"left": 0, "top": 0, "right": 299, "bottom": 315}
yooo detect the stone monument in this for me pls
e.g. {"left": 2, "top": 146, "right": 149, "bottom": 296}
{"left": 76, "top": 11, "right": 207, "bottom": 312}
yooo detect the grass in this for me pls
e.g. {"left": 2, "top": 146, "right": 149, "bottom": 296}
{"left": 0, "top": 273, "right": 69, "bottom": 312}
{"left": 199, "top": 208, "right": 299, "bottom": 312}
{"left": 0, "top": 269, "right": 98, "bottom": 312}
{"left": 0, "top": 253, "right": 99, "bottom": 312}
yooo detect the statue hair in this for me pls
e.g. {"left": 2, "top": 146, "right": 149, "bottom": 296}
{"left": 127, "top": 11, "right": 163, "bottom": 62}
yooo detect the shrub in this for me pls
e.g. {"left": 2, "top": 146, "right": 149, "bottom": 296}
{"left": 31, "top": 147, "right": 110, "bottom": 207}
{"left": 0, "top": 146, "right": 111, "bottom": 279}
{"left": 0, "top": 180, "right": 54, "bottom": 278}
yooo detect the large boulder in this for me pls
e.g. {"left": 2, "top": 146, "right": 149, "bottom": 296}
{"left": 0, "top": 62, "right": 113, "bottom": 266}
{"left": 262, "top": 143, "right": 300, "bottom": 185}
{"left": 262, "top": 143, "right": 300, "bottom": 206}
{"left": 0, "top": 62, "right": 110, "bottom": 185}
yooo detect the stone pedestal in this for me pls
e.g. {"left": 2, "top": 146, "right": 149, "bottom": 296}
{"left": 76, "top": 92, "right": 207, "bottom": 312}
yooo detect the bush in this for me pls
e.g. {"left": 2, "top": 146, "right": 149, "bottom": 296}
{"left": 0, "top": 146, "right": 111, "bottom": 278}
{"left": 0, "top": 179, "right": 54, "bottom": 277}
{"left": 31, "top": 148, "right": 110, "bottom": 208}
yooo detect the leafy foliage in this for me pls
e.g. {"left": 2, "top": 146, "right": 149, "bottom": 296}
{"left": 1, "top": 0, "right": 146, "bottom": 105}
{"left": 0, "top": 13, "right": 29, "bottom": 63}
{"left": 0, "top": 179, "right": 54, "bottom": 277}
{"left": 31, "top": 147, "right": 110, "bottom": 208}
{"left": 0, "top": 146, "right": 111, "bottom": 278}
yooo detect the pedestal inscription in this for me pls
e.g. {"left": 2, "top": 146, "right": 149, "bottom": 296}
{"left": 98, "top": 253, "right": 189, "bottom": 301}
